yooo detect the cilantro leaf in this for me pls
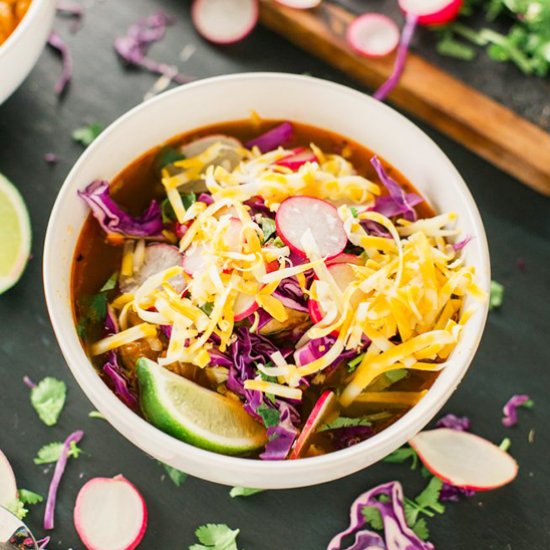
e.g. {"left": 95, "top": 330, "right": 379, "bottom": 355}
{"left": 411, "top": 517, "right": 430, "bottom": 541}
{"left": 383, "top": 446, "right": 418, "bottom": 469}
{"left": 384, "top": 369, "right": 408, "bottom": 384}
{"left": 489, "top": 280, "right": 504, "bottom": 310}
{"left": 34, "top": 440, "right": 82, "bottom": 464}
{"left": 229, "top": 486, "right": 264, "bottom": 498}
{"left": 72, "top": 123, "right": 104, "bottom": 147}
{"left": 415, "top": 476, "right": 444, "bottom": 513}
{"left": 347, "top": 353, "right": 364, "bottom": 373}
{"left": 18, "top": 489, "right": 44, "bottom": 505}
{"left": 161, "top": 463, "right": 188, "bottom": 487}
{"left": 256, "top": 404, "right": 280, "bottom": 428}
{"left": 350, "top": 207, "right": 359, "bottom": 218}
{"left": 6, "top": 499, "right": 28, "bottom": 520}
{"left": 30, "top": 377, "right": 67, "bottom": 426}
{"left": 260, "top": 217, "right": 277, "bottom": 242}
{"left": 156, "top": 146, "right": 185, "bottom": 171}
{"left": 319, "top": 416, "right": 372, "bottom": 432}
{"left": 191, "top": 524, "right": 241, "bottom": 550}
{"left": 437, "top": 32, "right": 477, "bottom": 60}
{"left": 161, "top": 193, "right": 196, "bottom": 224}
{"left": 362, "top": 506, "right": 383, "bottom": 530}
{"left": 271, "top": 236, "right": 285, "bottom": 248}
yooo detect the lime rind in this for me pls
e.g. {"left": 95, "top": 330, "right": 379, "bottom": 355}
{"left": 137, "top": 358, "right": 267, "bottom": 455}
{"left": 0, "top": 173, "right": 31, "bottom": 294}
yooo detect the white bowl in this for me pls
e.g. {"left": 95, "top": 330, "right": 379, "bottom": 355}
{"left": 44, "top": 73, "right": 490, "bottom": 489}
{"left": 0, "top": 0, "right": 56, "bottom": 104}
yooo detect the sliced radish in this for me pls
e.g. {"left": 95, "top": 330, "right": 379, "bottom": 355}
{"left": 275, "top": 148, "right": 317, "bottom": 171}
{"left": 347, "top": 14, "right": 400, "bottom": 58}
{"left": 275, "top": 196, "right": 347, "bottom": 259}
{"left": 290, "top": 390, "right": 338, "bottom": 459}
{"left": 234, "top": 293, "right": 258, "bottom": 321}
{"left": 0, "top": 449, "right": 17, "bottom": 508}
{"left": 409, "top": 429, "right": 519, "bottom": 491}
{"left": 309, "top": 262, "right": 360, "bottom": 326}
{"left": 192, "top": 0, "right": 258, "bottom": 45}
{"left": 181, "top": 134, "right": 244, "bottom": 172}
{"left": 274, "top": 0, "right": 321, "bottom": 9}
{"left": 225, "top": 217, "right": 243, "bottom": 252}
{"left": 182, "top": 242, "right": 208, "bottom": 276}
{"left": 399, "top": 0, "right": 462, "bottom": 25}
{"left": 326, "top": 252, "right": 361, "bottom": 267}
{"left": 74, "top": 475, "right": 147, "bottom": 550}
{"left": 120, "top": 244, "right": 184, "bottom": 294}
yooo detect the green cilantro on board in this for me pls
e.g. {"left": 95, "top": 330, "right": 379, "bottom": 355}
{"left": 72, "top": 123, "right": 104, "bottom": 147}
{"left": 489, "top": 280, "right": 504, "bottom": 309}
{"left": 361, "top": 506, "right": 384, "bottom": 530}
{"left": 383, "top": 446, "right": 419, "bottom": 470}
{"left": 18, "top": 489, "right": 44, "bottom": 505}
{"left": 190, "top": 524, "right": 241, "bottom": 550}
{"left": 229, "top": 487, "right": 265, "bottom": 498}
{"left": 34, "top": 440, "right": 82, "bottom": 464}
{"left": 161, "top": 463, "right": 188, "bottom": 487}
{"left": 30, "top": 377, "right": 67, "bottom": 426}
{"left": 6, "top": 499, "right": 28, "bottom": 520}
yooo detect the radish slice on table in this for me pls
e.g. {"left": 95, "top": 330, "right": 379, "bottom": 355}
{"left": 275, "top": 148, "right": 317, "bottom": 170}
{"left": 234, "top": 293, "right": 258, "bottom": 321}
{"left": 347, "top": 14, "right": 400, "bottom": 58}
{"left": 409, "top": 429, "right": 519, "bottom": 491}
{"left": 399, "top": 0, "right": 462, "bottom": 25}
{"left": 120, "top": 244, "right": 184, "bottom": 294}
{"left": 74, "top": 475, "right": 147, "bottom": 550}
{"left": 290, "top": 390, "right": 338, "bottom": 459}
{"left": 274, "top": 0, "right": 321, "bottom": 10}
{"left": 276, "top": 196, "right": 347, "bottom": 259}
{"left": 192, "top": 0, "right": 258, "bottom": 45}
{"left": 0, "top": 449, "right": 17, "bottom": 508}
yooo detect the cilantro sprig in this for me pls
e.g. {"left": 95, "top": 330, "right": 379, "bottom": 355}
{"left": 29, "top": 377, "right": 67, "bottom": 427}
{"left": 190, "top": 524, "right": 242, "bottom": 550}
{"left": 34, "top": 440, "right": 83, "bottom": 464}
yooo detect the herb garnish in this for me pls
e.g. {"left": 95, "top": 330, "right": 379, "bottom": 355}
{"left": 29, "top": 377, "right": 67, "bottom": 427}
{"left": 72, "top": 123, "right": 104, "bottom": 147}
{"left": 190, "top": 524, "right": 242, "bottom": 550}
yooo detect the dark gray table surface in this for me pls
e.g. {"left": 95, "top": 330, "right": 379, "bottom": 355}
{"left": 0, "top": 1, "right": 549, "bottom": 548}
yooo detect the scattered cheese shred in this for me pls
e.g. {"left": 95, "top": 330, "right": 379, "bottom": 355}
{"left": 91, "top": 323, "right": 157, "bottom": 356}
{"left": 244, "top": 379, "right": 303, "bottom": 401}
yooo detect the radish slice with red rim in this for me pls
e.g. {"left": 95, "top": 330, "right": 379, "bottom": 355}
{"left": 399, "top": 0, "right": 462, "bottom": 26}
{"left": 347, "top": 14, "right": 400, "bottom": 58}
{"left": 0, "top": 449, "right": 17, "bottom": 508}
{"left": 182, "top": 242, "right": 208, "bottom": 276}
{"left": 275, "top": 148, "right": 317, "bottom": 171}
{"left": 274, "top": 0, "right": 321, "bottom": 10}
{"left": 74, "top": 475, "right": 147, "bottom": 550}
{"left": 290, "top": 390, "right": 338, "bottom": 459}
{"left": 119, "top": 244, "right": 184, "bottom": 294}
{"left": 181, "top": 134, "right": 242, "bottom": 158}
{"left": 275, "top": 196, "right": 347, "bottom": 259}
{"left": 192, "top": 0, "right": 259, "bottom": 45}
{"left": 326, "top": 252, "right": 361, "bottom": 267}
{"left": 234, "top": 293, "right": 258, "bottom": 321}
{"left": 409, "top": 429, "right": 519, "bottom": 491}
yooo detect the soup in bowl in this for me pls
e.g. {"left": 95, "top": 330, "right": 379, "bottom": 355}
{"left": 44, "top": 73, "right": 490, "bottom": 488}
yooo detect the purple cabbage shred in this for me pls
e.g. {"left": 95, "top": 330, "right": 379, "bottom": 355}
{"left": 245, "top": 122, "right": 294, "bottom": 153}
{"left": 272, "top": 277, "right": 308, "bottom": 312}
{"left": 44, "top": 153, "right": 59, "bottom": 165}
{"left": 47, "top": 32, "right": 73, "bottom": 95}
{"left": 452, "top": 236, "right": 473, "bottom": 252}
{"left": 327, "top": 481, "right": 434, "bottom": 550}
{"left": 78, "top": 180, "right": 164, "bottom": 238}
{"left": 435, "top": 413, "right": 471, "bottom": 432}
{"left": 114, "top": 11, "right": 191, "bottom": 85}
{"left": 502, "top": 394, "right": 532, "bottom": 428}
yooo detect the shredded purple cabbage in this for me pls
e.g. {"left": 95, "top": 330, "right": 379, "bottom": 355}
{"left": 330, "top": 425, "right": 374, "bottom": 450}
{"left": 47, "top": 32, "right": 73, "bottom": 95}
{"left": 452, "top": 236, "right": 473, "bottom": 252}
{"left": 44, "top": 153, "right": 59, "bottom": 165}
{"left": 294, "top": 335, "right": 360, "bottom": 373}
{"left": 114, "top": 11, "right": 190, "bottom": 85}
{"left": 245, "top": 196, "right": 272, "bottom": 215}
{"left": 373, "top": 14, "right": 418, "bottom": 102}
{"left": 328, "top": 481, "right": 434, "bottom": 550}
{"left": 502, "top": 394, "right": 532, "bottom": 428}
{"left": 36, "top": 537, "right": 51, "bottom": 550}
{"left": 435, "top": 413, "right": 471, "bottom": 432}
{"left": 245, "top": 122, "right": 294, "bottom": 153}
{"left": 23, "top": 375, "right": 36, "bottom": 389}
{"left": 372, "top": 193, "right": 423, "bottom": 219}
{"left": 272, "top": 277, "right": 308, "bottom": 312}
{"left": 260, "top": 401, "right": 299, "bottom": 460}
{"left": 44, "top": 430, "right": 84, "bottom": 530}
{"left": 371, "top": 156, "right": 417, "bottom": 222}
{"left": 197, "top": 192, "right": 214, "bottom": 205}
{"left": 56, "top": 1, "right": 84, "bottom": 32}
{"left": 439, "top": 483, "right": 475, "bottom": 502}
{"left": 78, "top": 180, "right": 164, "bottom": 238}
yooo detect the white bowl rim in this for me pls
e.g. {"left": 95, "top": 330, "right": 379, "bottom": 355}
{"left": 0, "top": 0, "right": 46, "bottom": 61}
{"left": 44, "top": 72, "right": 490, "bottom": 480}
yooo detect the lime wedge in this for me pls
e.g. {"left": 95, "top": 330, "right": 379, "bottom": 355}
{"left": 0, "top": 173, "right": 31, "bottom": 294}
{"left": 137, "top": 358, "right": 267, "bottom": 455}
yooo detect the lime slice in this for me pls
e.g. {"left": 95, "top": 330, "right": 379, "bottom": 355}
{"left": 0, "top": 173, "right": 31, "bottom": 294}
{"left": 137, "top": 358, "right": 267, "bottom": 455}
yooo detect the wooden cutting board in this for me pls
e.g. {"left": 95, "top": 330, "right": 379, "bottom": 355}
{"left": 259, "top": 1, "right": 550, "bottom": 196}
